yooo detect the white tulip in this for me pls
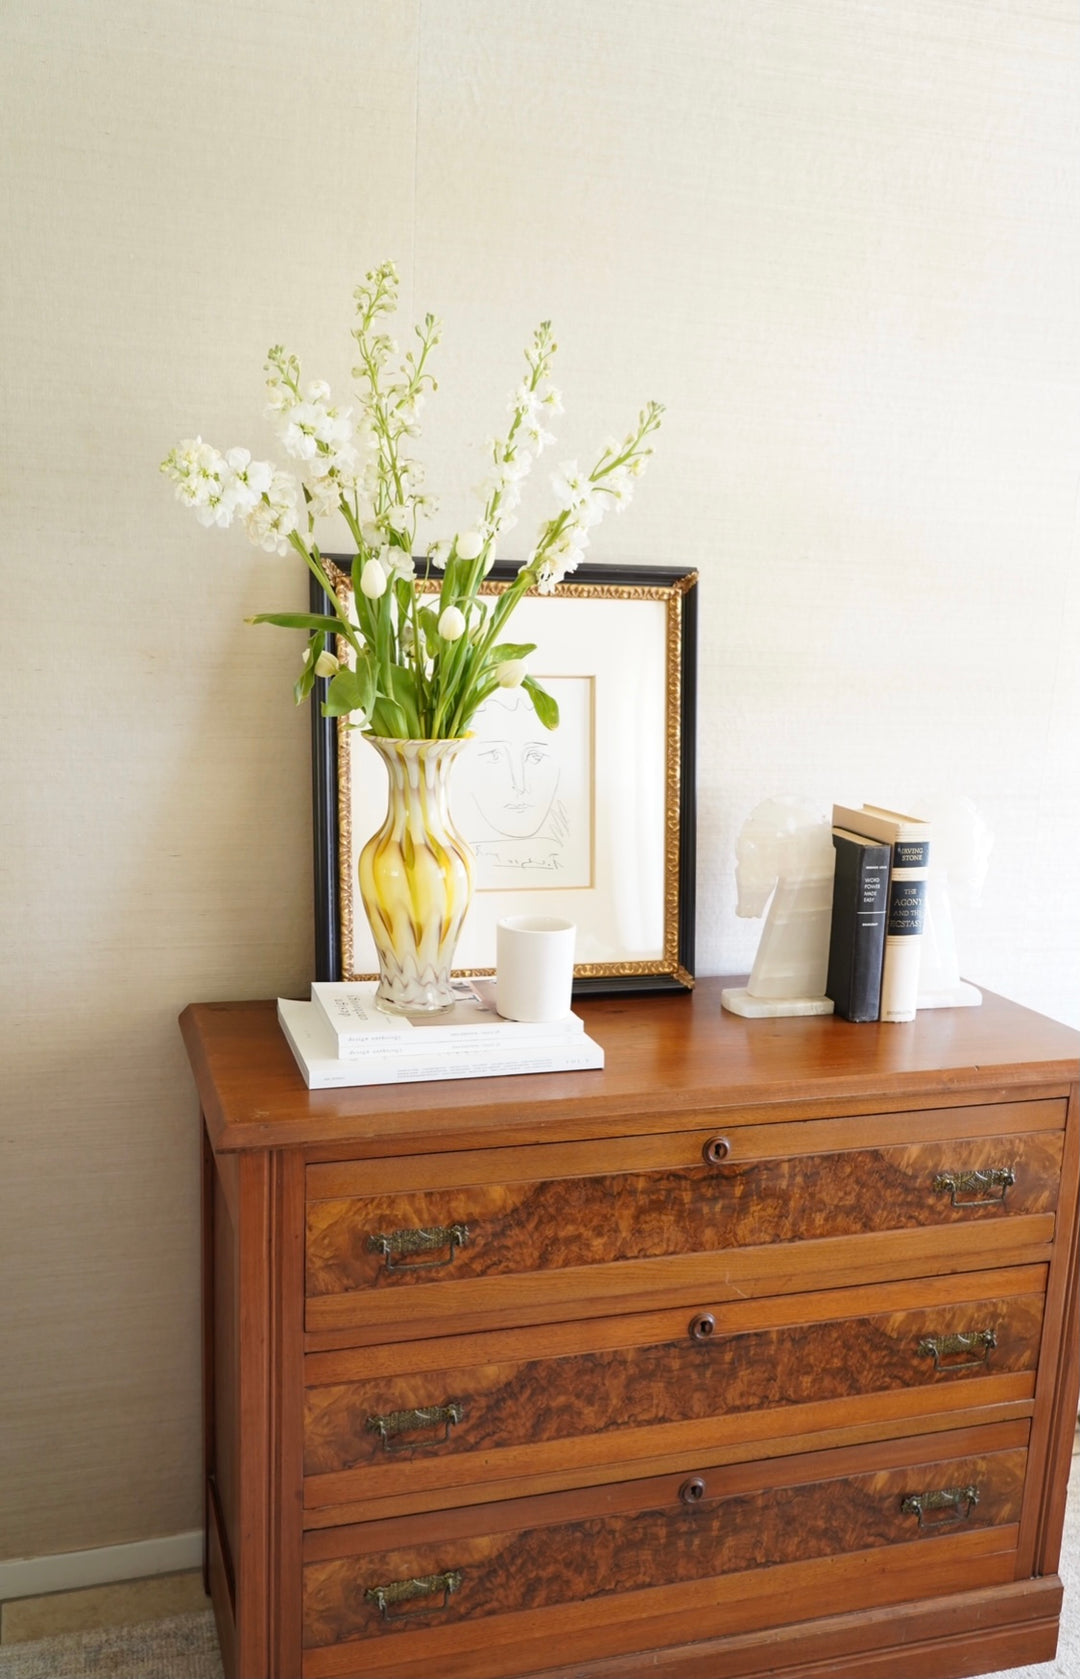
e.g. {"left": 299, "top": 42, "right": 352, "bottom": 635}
{"left": 496, "top": 659, "right": 526, "bottom": 688}
{"left": 359, "top": 558, "right": 388, "bottom": 599}
{"left": 456, "top": 530, "right": 484, "bottom": 561}
{"left": 438, "top": 606, "right": 466, "bottom": 641}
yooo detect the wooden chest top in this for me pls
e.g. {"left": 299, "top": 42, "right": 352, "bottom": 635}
{"left": 180, "top": 979, "right": 1080, "bottom": 1156}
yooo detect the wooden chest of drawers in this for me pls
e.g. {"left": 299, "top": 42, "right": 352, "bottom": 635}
{"left": 182, "top": 980, "right": 1080, "bottom": 1679}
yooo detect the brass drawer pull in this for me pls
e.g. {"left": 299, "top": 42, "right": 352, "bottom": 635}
{"left": 917, "top": 1328, "right": 997, "bottom": 1371}
{"left": 689, "top": 1312, "right": 716, "bottom": 1342}
{"left": 702, "top": 1136, "right": 731, "bottom": 1165}
{"left": 368, "top": 1222, "right": 470, "bottom": 1272}
{"left": 367, "top": 1402, "right": 465, "bottom": 1451}
{"left": 901, "top": 1484, "right": 980, "bottom": 1528}
{"left": 680, "top": 1476, "right": 707, "bottom": 1505}
{"left": 932, "top": 1167, "right": 1015, "bottom": 1207}
{"left": 365, "top": 1569, "right": 463, "bottom": 1621}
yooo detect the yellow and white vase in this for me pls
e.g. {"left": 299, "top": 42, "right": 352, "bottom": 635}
{"left": 358, "top": 737, "right": 474, "bottom": 1014}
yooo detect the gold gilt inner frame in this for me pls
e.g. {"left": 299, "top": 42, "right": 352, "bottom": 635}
{"left": 310, "top": 560, "right": 697, "bottom": 995}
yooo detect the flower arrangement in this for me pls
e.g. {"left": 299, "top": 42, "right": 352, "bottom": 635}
{"left": 162, "top": 261, "right": 662, "bottom": 740}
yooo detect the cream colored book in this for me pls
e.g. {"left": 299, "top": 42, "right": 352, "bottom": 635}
{"left": 832, "top": 805, "right": 931, "bottom": 1023}
{"left": 277, "top": 999, "right": 603, "bottom": 1089}
{"left": 311, "top": 977, "right": 583, "bottom": 1059}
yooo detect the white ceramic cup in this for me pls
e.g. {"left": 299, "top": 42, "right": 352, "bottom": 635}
{"left": 495, "top": 915, "right": 577, "bottom": 1023}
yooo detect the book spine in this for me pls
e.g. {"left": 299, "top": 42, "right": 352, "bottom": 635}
{"left": 305, "top": 1046, "right": 604, "bottom": 1088}
{"left": 826, "top": 834, "right": 890, "bottom": 1022}
{"left": 879, "top": 838, "right": 930, "bottom": 1023}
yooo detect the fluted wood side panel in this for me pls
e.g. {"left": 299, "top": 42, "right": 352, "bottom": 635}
{"left": 301, "top": 1447, "right": 1026, "bottom": 1649}
{"left": 305, "top": 1133, "right": 1062, "bottom": 1298}
{"left": 303, "top": 1294, "right": 1042, "bottom": 1478}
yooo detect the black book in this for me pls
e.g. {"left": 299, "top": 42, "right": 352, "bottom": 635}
{"left": 826, "top": 827, "right": 891, "bottom": 1022}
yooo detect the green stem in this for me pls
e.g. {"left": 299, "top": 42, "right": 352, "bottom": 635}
{"left": 289, "top": 533, "right": 361, "bottom": 655}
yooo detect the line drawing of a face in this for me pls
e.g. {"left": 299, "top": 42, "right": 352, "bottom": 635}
{"left": 467, "top": 691, "right": 561, "bottom": 840}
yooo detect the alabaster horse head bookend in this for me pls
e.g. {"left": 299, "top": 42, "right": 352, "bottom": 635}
{"left": 721, "top": 796, "right": 836, "bottom": 1018}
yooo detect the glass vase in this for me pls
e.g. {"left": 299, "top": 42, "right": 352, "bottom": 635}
{"left": 358, "top": 736, "right": 474, "bottom": 1015}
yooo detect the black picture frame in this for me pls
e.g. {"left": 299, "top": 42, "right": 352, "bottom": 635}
{"left": 311, "top": 560, "right": 697, "bottom": 995}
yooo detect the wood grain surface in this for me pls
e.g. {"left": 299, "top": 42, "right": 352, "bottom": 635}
{"left": 181, "top": 982, "right": 1080, "bottom": 1156}
{"left": 302, "top": 1446, "right": 1027, "bottom": 1650}
{"left": 303, "top": 1293, "right": 1042, "bottom": 1481}
{"left": 304, "top": 1132, "right": 1061, "bottom": 1298}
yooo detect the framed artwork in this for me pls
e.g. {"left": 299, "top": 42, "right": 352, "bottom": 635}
{"left": 311, "top": 560, "right": 697, "bottom": 994}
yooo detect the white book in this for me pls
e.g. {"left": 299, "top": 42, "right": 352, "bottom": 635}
{"left": 277, "top": 999, "right": 604, "bottom": 1090}
{"left": 832, "top": 804, "right": 931, "bottom": 1024}
{"left": 311, "top": 978, "right": 585, "bottom": 1060}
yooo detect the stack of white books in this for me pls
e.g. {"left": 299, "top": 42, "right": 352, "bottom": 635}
{"left": 277, "top": 979, "right": 604, "bottom": 1089}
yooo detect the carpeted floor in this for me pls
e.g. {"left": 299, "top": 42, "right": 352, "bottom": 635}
{"left": 0, "top": 1610, "right": 222, "bottom": 1678}
{"left": 0, "top": 1461, "right": 1076, "bottom": 1678}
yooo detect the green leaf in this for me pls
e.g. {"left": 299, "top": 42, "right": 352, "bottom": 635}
{"left": 487, "top": 643, "right": 536, "bottom": 664}
{"left": 321, "top": 659, "right": 376, "bottom": 719}
{"left": 369, "top": 696, "right": 409, "bottom": 737}
{"left": 524, "top": 676, "right": 559, "bottom": 730}
{"left": 387, "top": 664, "right": 422, "bottom": 737}
{"left": 353, "top": 653, "right": 377, "bottom": 717}
{"left": 439, "top": 554, "right": 473, "bottom": 610}
{"left": 293, "top": 631, "right": 325, "bottom": 705}
{"left": 350, "top": 554, "right": 378, "bottom": 646}
{"left": 248, "top": 611, "right": 344, "bottom": 633}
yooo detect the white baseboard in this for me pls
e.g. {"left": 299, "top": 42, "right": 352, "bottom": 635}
{"left": 0, "top": 1530, "right": 202, "bottom": 1603}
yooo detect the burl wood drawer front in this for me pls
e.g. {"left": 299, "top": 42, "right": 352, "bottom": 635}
{"left": 302, "top": 1277, "right": 1043, "bottom": 1509}
{"left": 304, "top": 1110, "right": 1063, "bottom": 1331}
{"left": 300, "top": 1435, "right": 1027, "bottom": 1665}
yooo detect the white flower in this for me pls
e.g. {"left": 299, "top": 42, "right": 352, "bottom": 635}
{"left": 385, "top": 503, "right": 411, "bottom": 533}
{"left": 278, "top": 390, "right": 354, "bottom": 463}
{"left": 219, "top": 447, "right": 273, "bottom": 519}
{"left": 279, "top": 401, "right": 321, "bottom": 460}
{"left": 496, "top": 658, "right": 526, "bottom": 687}
{"left": 265, "top": 378, "right": 293, "bottom": 415}
{"left": 359, "top": 558, "right": 388, "bottom": 599}
{"left": 383, "top": 546, "right": 416, "bottom": 583}
{"left": 456, "top": 530, "right": 484, "bottom": 561}
{"left": 395, "top": 392, "right": 425, "bottom": 433}
{"left": 513, "top": 381, "right": 562, "bottom": 423}
{"left": 601, "top": 464, "right": 635, "bottom": 511}
{"left": 302, "top": 646, "right": 340, "bottom": 678}
{"left": 227, "top": 447, "right": 273, "bottom": 494}
{"left": 242, "top": 469, "right": 299, "bottom": 554}
{"left": 160, "top": 437, "right": 225, "bottom": 509}
{"left": 521, "top": 415, "right": 557, "bottom": 454}
{"left": 303, "top": 473, "right": 344, "bottom": 518}
{"left": 535, "top": 526, "right": 590, "bottom": 595}
{"left": 318, "top": 409, "right": 355, "bottom": 452}
{"left": 551, "top": 461, "right": 602, "bottom": 524}
{"left": 438, "top": 605, "right": 466, "bottom": 641}
{"left": 498, "top": 446, "right": 533, "bottom": 485}
{"left": 427, "top": 540, "right": 451, "bottom": 571}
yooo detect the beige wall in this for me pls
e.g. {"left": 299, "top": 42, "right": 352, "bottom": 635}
{"left": 1, "top": 0, "right": 1077, "bottom": 1561}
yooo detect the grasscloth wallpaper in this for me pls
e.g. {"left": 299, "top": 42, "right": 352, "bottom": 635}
{"left": 1, "top": 0, "right": 1077, "bottom": 1562}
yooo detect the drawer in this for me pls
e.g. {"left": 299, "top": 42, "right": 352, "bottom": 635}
{"left": 303, "top": 1273, "right": 1044, "bottom": 1510}
{"left": 301, "top": 1425, "right": 1028, "bottom": 1677}
{"left": 304, "top": 1109, "right": 1063, "bottom": 1336}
